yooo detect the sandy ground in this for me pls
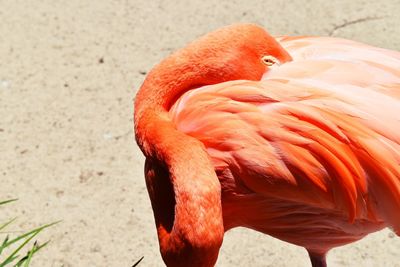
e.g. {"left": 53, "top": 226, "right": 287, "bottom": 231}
{"left": 1, "top": 0, "right": 400, "bottom": 266}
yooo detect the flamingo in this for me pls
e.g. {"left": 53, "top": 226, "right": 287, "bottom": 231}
{"left": 134, "top": 24, "right": 400, "bottom": 267}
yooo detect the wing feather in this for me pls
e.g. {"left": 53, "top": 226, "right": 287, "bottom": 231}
{"left": 169, "top": 36, "right": 400, "bottom": 230}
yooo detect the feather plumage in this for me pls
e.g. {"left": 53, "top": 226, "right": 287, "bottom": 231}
{"left": 169, "top": 36, "right": 400, "bottom": 252}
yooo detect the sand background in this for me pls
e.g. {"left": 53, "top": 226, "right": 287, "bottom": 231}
{"left": 1, "top": 0, "right": 400, "bottom": 266}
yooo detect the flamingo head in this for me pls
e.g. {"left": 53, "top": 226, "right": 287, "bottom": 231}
{"left": 135, "top": 23, "right": 293, "bottom": 111}
{"left": 170, "top": 23, "right": 293, "bottom": 85}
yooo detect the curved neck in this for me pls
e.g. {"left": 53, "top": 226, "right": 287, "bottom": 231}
{"left": 134, "top": 54, "right": 225, "bottom": 266}
{"left": 136, "top": 51, "right": 203, "bottom": 112}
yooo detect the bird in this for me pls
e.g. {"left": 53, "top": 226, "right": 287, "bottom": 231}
{"left": 134, "top": 24, "right": 400, "bottom": 267}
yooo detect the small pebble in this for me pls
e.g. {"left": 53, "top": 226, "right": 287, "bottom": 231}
{"left": 1, "top": 80, "right": 10, "bottom": 89}
{"left": 103, "top": 133, "right": 113, "bottom": 139}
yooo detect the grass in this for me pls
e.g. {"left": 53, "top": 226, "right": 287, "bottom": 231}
{"left": 132, "top": 256, "right": 144, "bottom": 267}
{"left": 0, "top": 199, "right": 58, "bottom": 267}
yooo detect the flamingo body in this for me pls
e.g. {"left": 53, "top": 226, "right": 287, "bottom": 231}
{"left": 134, "top": 24, "right": 400, "bottom": 266}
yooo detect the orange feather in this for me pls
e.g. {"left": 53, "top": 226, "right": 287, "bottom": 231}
{"left": 135, "top": 24, "right": 400, "bottom": 267}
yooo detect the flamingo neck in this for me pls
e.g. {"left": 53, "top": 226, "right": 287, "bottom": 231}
{"left": 134, "top": 54, "right": 225, "bottom": 267}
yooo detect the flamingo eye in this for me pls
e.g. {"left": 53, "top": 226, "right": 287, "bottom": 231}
{"left": 261, "top": 55, "right": 280, "bottom": 66}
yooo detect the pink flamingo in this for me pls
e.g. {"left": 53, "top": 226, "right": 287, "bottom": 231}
{"left": 134, "top": 24, "right": 400, "bottom": 266}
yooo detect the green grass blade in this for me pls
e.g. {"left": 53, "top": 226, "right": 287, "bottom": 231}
{"left": 0, "top": 229, "right": 41, "bottom": 266}
{"left": 0, "top": 200, "right": 57, "bottom": 266}
{"left": 14, "top": 240, "right": 49, "bottom": 267}
{"left": 132, "top": 256, "right": 144, "bottom": 267}
{"left": 0, "top": 199, "right": 18, "bottom": 206}
{"left": 0, "top": 254, "right": 19, "bottom": 267}
{"left": 21, "top": 240, "right": 37, "bottom": 267}
{"left": 24, "top": 241, "right": 47, "bottom": 267}
{"left": 0, "top": 218, "right": 17, "bottom": 232}
{"left": 3, "top": 221, "right": 60, "bottom": 248}
{"left": 0, "top": 235, "right": 9, "bottom": 256}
